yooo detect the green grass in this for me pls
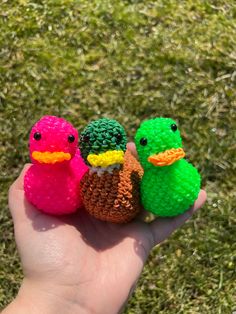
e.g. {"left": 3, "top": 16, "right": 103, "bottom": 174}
{"left": 0, "top": 0, "right": 235, "bottom": 312}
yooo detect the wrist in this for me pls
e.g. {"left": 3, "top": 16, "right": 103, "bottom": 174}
{"left": 3, "top": 277, "right": 128, "bottom": 314}
{"left": 3, "top": 278, "right": 90, "bottom": 314}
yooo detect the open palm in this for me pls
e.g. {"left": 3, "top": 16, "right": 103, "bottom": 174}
{"left": 8, "top": 145, "right": 206, "bottom": 314}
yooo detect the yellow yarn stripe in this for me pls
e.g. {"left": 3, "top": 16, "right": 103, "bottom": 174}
{"left": 87, "top": 150, "right": 125, "bottom": 168}
{"left": 32, "top": 151, "right": 71, "bottom": 164}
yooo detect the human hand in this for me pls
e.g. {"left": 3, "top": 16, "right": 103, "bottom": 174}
{"left": 4, "top": 143, "right": 206, "bottom": 314}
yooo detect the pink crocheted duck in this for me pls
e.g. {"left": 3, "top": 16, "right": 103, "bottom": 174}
{"left": 24, "top": 115, "right": 88, "bottom": 215}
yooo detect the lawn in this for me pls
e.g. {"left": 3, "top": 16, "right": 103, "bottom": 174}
{"left": 0, "top": 0, "right": 235, "bottom": 312}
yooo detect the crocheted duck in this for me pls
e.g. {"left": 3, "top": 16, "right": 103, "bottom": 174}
{"left": 79, "top": 118, "right": 143, "bottom": 223}
{"left": 135, "top": 117, "right": 201, "bottom": 217}
{"left": 24, "top": 115, "right": 88, "bottom": 215}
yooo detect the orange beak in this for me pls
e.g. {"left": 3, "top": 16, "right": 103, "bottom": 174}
{"left": 32, "top": 151, "right": 71, "bottom": 164}
{"left": 148, "top": 148, "right": 185, "bottom": 166}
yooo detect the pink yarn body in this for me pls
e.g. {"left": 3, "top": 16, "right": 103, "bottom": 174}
{"left": 24, "top": 116, "right": 88, "bottom": 215}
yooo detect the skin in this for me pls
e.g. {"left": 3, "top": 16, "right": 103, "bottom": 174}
{"left": 3, "top": 143, "right": 207, "bottom": 314}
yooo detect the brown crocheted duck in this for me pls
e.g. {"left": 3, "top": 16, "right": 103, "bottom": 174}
{"left": 79, "top": 118, "right": 143, "bottom": 223}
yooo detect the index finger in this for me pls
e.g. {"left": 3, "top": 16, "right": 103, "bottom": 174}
{"left": 126, "top": 142, "right": 138, "bottom": 159}
{"left": 149, "top": 189, "right": 207, "bottom": 245}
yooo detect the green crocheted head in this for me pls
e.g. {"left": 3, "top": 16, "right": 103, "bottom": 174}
{"left": 79, "top": 118, "right": 127, "bottom": 167}
{"left": 135, "top": 117, "right": 184, "bottom": 170}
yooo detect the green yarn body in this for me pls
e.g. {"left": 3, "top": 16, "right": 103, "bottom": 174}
{"left": 141, "top": 159, "right": 201, "bottom": 217}
{"left": 80, "top": 118, "right": 127, "bottom": 165}
{"left": 135, "top": 117, "right": 201, "bottom": 217}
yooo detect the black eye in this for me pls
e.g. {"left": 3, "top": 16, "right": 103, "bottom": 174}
{"left": 33, "top": 132, "right": 41, "bottom": 140}
{"left": 171, "top": 124, "right": 177, "bottom": 132}
{"left": 82, "top": 134, "right": 90, "bottom": 143}
{"left": 68, "top": 134, "right": 75, "bottom": 143}
{"left": 140, "top": 138, "right": 148, "bottom": 146}
{"left": 116, "top": 133, "right": 122, "bottom": 143}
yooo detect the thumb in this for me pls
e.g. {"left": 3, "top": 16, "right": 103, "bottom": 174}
{"left": 126, "top": 142, "right": 138, "bottom": 159}
{"left": 8, "top": 164, "right": 39, "bottom": 225}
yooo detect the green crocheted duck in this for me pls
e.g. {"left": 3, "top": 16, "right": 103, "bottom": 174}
{"left": 135, "top": 117, "right": 201, "bottom": 217}
{"left": 79, "top": 118, "right": 143, "bottom": 223}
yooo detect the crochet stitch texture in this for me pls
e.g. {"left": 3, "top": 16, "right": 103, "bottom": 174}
{"left": 24, "top": 115, "right": 88, "bottom": 215}
{"left": 80, "top": 118, "right": 127, "bottom": 165}
{"left": 79, "top": 118, "right": 143, "bottom": 223}
{"left": 135, "top": 117, "right": 201, "bottom": 217}
{"left": 80, "top": 150, "right": 143, "bottom": 223}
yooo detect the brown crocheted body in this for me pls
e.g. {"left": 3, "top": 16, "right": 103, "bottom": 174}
{"left": 80, "top": 150, "right": 144, "bottom": 223}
